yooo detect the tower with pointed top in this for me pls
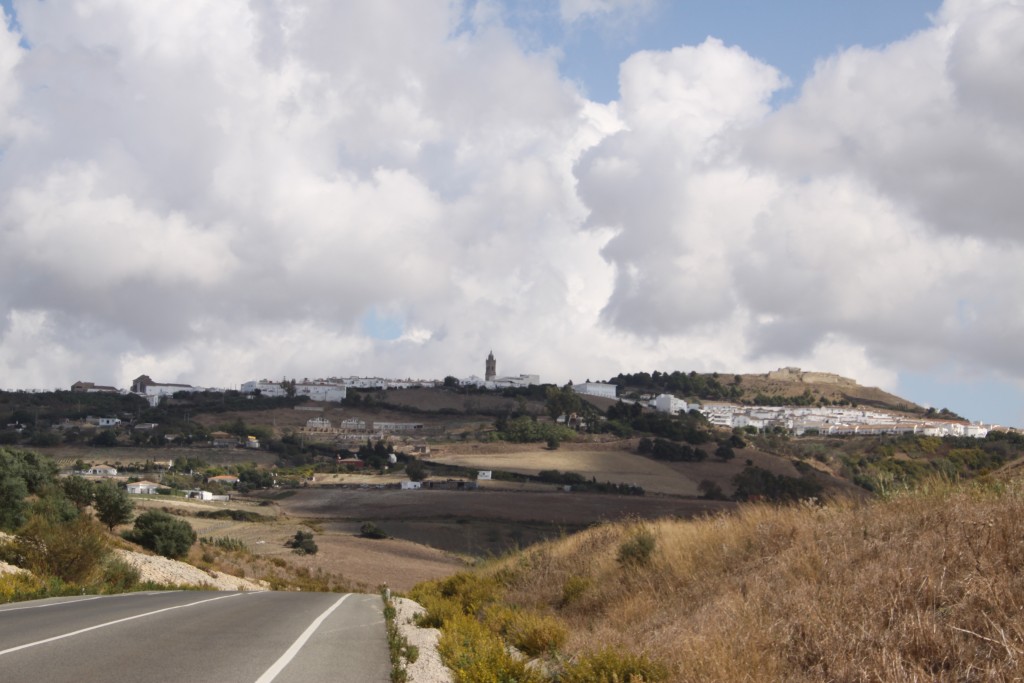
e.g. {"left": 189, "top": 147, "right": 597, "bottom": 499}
{"left": 485, "top": 351, "right": 496, "bottom": 381}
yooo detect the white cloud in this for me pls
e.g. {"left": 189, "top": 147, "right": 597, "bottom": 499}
{"left": 0, "top": 0, "right": 1021, "bottom": 422}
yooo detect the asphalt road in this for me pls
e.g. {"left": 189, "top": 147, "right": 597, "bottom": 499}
{"left": 0, "top": 590, "right": 390, "bottom": 683}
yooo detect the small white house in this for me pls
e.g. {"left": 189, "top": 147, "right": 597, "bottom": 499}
{"left": 126, "top": 481, "right": 161, "bottom": 495}
{"left": 477, "top": 470, "right": 492, "bottom": 480}
{"left": 400, "top": 481, "right": 422, "bottom": 490}
{"left": 185, "top": 489, "right": 214, "bottom": 501}
{"left": 87, "top": 465, "right": 118, "bottom": 476}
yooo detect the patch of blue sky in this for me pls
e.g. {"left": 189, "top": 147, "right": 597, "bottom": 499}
{"left": 361, "top": 308, "right": 404, "bottom": 342}
{"left": 501, "top": 0, "right": 941, "bottom": 104}
{"left": 898, "top": 372, "right": 1024, "bottom": 429}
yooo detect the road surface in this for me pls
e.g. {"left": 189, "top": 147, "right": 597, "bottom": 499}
{"left": 0, "top": 590, "right": 390, "bottom": 682}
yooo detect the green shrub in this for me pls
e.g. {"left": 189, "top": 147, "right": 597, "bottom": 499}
{"left": 201, "top": 536, "right": 249, "bottom": 552}
{"left": 285, "top": 530, "right": 318, "bottom": 555}
{"left": 360, "top": 522, "right": 388, "bottom": 539}
{"left": 558, "top": 647, "right": 669, "bottom": 682}
{"left": 486, "top": 606, "right": 567, "bottom": 657}
{"left": 124, "top": 510, "right": 197, "bottom": 558}
{"left": 560, "top": 575, "right": 590, "bottom": 607}
{"left": 101, "top": 556, "right": 141, "bottom": 592}
{"left": 14, "top": 515, "right": 109, "bottom": 584}
{"left": 438, "top": 612, "right": 544, "bottom": 683}
{"left": 617, "top": 527, "right": 656, "bottom": 568}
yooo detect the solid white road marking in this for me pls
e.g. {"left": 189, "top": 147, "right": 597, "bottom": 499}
{"left": 254, "top": 594, "right": 351, "bottom": 683}
{"left": 0, "top": 592, "right": 247, "bottom": 656}
{"left": 0, "top": 595, "right": 106, "bottom": 612}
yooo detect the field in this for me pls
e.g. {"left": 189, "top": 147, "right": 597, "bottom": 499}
{"left": 134, "top": 497, "right": 465, "bottom": 592}
{"left": 427, "top": 439, "right": 811, "bottom": 497}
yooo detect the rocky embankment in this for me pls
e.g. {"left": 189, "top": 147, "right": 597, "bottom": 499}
{"left": 114, "top": 549, "right": 267, "bottom": 591}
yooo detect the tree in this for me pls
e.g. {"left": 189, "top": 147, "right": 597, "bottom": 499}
{"left": 545, "top": 384, "right": 583, "bottom": 422}
{"left": 715, "top": 444, "right": 736, "bottom": 462}
{"left": 93, "top": 482, "right": 134, "bottom": 531}
{"left": 698, "top": 479, "right": 727, "bottom": 500}
{"left": 62, "top": 476, "right": 95, "bottom": 510}
{"left": 0, "top": 474, "right": 29, "bottom": 531}
{"left": 443, "top": 375, "right": 459, "bottom": 388}
{"left": 90, "top": 430, "right": 119, "bottom": 447}
{"left": 125, "top": 510, "right": 196, "bottom": 558}
{"left": 405, "top": 459, "right": 427, "bottom": 482}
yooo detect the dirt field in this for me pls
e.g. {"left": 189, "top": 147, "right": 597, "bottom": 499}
{"left": 428, "top": 444, "right": 702, "bottom": 496}
{"left": 134, "top": 497, "right": 466, "bottom": 592}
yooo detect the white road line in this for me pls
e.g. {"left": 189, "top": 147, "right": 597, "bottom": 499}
{"left": 255, "top": 594, "right": 351, "bottom": 683}
{"left": 0, "top": 592, "right": 247, "bottom": 656}
{"left": 0, "top": 590, "right": 172, "bottom": 613}
{"left": 0, "top": 595, "right": 106, "bottom": 612}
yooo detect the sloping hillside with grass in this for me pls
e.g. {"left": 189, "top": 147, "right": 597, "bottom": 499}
{"left": 410, "top": 477, "right": 1024, "bottom": 682}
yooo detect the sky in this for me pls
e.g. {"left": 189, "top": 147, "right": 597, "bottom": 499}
{"left": 0, "top": 0, "right": 1022, "bottom": 428}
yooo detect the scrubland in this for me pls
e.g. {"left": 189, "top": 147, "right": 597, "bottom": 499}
{"left": 411, "top": 478, "right": 1024, "bottom": 682}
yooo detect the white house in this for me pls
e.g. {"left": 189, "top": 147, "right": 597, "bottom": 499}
{"left": 295, "top": 382, "right": 347, "bottom": 402}
{"left": 654, "top": 394, "right": 688, "bottom": 415}
{"left": 87, "top": 416, "right": 122, "bottom": 428}
{"left": 87, "top": 465, "right": 118, "bottom": 476}
{"left": 477, "top": 470, "right": 492, "bottom": 480}
{"left": 240, "top": 380, "right": 288, "bottom": 397}
{"left": 126, "top": 480, "right": 161, "bottom": 495}
{"left": 573, "top": 382, "right": 617, "bottom": 399}
{"left": 131, "top": 375, "right": 201, "bottom": 407}
{"left": 400, "top": 480, "right": 422, "bottom": 490}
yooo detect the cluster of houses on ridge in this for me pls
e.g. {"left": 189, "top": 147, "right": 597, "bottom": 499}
{"left": 570, "top": 381, "right": 992, "bottom": 438}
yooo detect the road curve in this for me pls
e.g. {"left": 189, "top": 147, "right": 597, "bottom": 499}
{"left": 0, "top": 591, "right": 390, "bottom": 683}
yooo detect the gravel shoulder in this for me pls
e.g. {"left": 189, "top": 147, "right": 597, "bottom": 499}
{"left": 394, "top": 597, "right": 453, "bottom": 683}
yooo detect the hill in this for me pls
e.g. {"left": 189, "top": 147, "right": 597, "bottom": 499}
{"left": 608, "top": 366, "right": 928, "bottom": 414}
{"left": 409, "top": 477, "right": 1024, "bottom": 681}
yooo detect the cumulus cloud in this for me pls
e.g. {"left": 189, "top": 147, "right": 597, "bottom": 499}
{"left": 575, "top": 0, "right": 1024, "bottom": 390}
{"left": 0, "top": 0, "right": 1021, "bottom": 420}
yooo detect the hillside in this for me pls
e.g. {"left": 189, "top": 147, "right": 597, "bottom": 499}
{"left": 409, "top": 477, "right": 1024, "bottom": 682}
{"left": 608, "top": 366, "right": 926, "bottom": 414}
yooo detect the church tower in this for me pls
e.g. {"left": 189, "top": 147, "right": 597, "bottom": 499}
{"left": 485, "top": 351, "right": 496, "bottom": 381}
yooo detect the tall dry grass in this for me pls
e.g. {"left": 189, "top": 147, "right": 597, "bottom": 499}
{"left": 446, "top": 478, "right": 1024, "bottom": 681}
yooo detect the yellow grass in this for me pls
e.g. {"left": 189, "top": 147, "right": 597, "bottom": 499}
{"left": 415, "top": 477, "right": 1024, "bottom": 681}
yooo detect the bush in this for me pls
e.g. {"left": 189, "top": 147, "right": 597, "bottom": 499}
{"left": 285, "top": 530, "right": 318, "bottom": 555}
{"left": 359, "top": 522, "right": 388, "bottom": 540}
{"left": 14, "top": 515, "right": 109, "bottom": 584}
{"left": 617, "top": 526, "right": 657, "bottom": 568}
{"left": 124, "top": 510, "right": 197, "bottom": 558}
{"left": 558, "top": 647, "right": 669, "bottom": 682}
{"left": 101, "top": 556, "right": 141, "bottom": 592}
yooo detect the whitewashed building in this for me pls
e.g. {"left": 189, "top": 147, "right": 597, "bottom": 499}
{"left": 654, "top": 394, "right": 688, "bottom": 415}
{"left": 573, "top": 382, "right": 617, "bottom": 399}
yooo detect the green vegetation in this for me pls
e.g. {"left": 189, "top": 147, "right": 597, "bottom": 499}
{"left": 123, "top": 510, "right": 197, "bottom": 559}
{"left": 194, "top": 508, "right": 271, "bottom": 523}
{"left": 93, "top": 481, "right": 134, "bottom": 530}
{"left": 359, "top": 522, "right": 389, "bottom": 539}
{"left": 494, "top": 415, "right": 576, "bottom": 444}
{"left": 285, "top": 529, "right": 318, "bottom": 555}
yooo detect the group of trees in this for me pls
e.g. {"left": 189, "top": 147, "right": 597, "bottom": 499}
{"left": 609, "top": 370, "right": 744, "bottom": 402}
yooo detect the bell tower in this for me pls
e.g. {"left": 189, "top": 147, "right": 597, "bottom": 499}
{"left": 485, "top": 351, "right": 496, "bottom": 381}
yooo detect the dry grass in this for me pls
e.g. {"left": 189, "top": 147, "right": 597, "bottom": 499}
{"left": 420, "top": 477, "right": 1024, "bottom": 681}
